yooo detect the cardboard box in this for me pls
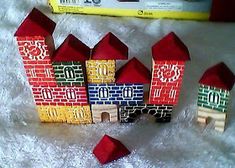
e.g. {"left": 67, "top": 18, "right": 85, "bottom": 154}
{"left": 48, "top": 0, "right": 212, "bottom": 20}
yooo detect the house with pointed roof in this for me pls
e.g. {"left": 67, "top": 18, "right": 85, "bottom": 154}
{"left": 197, "top": 62, "right": 235, "bottom": 132}
{"left": 14, "top": 8, "right": 57, "bottom": 87}
{"left": 86, "top": 32, "right": 128, "bottom": 84}
{"left": 149, "top": 32, "right": 190, "bottom": 105}
{"left": 89, "top": 57, "right": 150, "bottom": 123}
{"left": 52, "top": 34, "right": 90, "bottom": 86}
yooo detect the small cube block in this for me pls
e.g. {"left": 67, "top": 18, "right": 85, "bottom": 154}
{"left": 93, "top": 135, "right": 130, "bottom": 164}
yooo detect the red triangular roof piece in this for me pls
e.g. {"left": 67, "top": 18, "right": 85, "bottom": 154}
{"left": 93, "top": 135, "right": 130, "bottom": 165}
{"left": 152, "top": 32, "right": 190, "bottom": 61}
{"left": 52, "top": 34, "right": 90, "bottom": 62}
{"left": 199, "top": 62, "right": 235, "bottom": 90}
{"left": 116, "top": 57, "right": 151, "bottom": 84}
{"left": 91, "top": 32, "right": 128, "bottom": 60}
{"left": 14, "top": 8, "right": 56, "bottom": 37}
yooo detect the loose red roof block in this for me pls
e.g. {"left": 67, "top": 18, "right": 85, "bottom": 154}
{"left": 152, "top": 32, "right": 190, "bottom": 61}
{"left": 210, "top": 0, "right": 235, "bottom": 22}
{"left": 14, "top": 8, "right": 56, "bottom": 37}
{"left": 199, "top": 62, "right": 235, "bottom": 90}
{"left": 91, "top": 32, "right": 128, "bottom": 60}
{"left": 93, "top": 135, "right": 130, "bottom": 165}
{"left": 116, "top": 57, "right": 151, "bottom": 84}
{"left": 52, "top": 34, "right": 90, "bottom": 62}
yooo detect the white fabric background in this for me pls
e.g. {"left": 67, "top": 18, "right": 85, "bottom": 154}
{"left": 0, "top": 0, "right": 235, "bottom": 167}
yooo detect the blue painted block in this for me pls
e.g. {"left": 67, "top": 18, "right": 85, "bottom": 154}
{"left": 89, "top": 98, "right": 99, "bottom": 101}
{"left": 96, "top": 101, "right": 104, "bottom": 104}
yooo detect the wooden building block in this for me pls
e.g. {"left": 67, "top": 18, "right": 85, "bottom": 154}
{"left": 52, "top": 34, "right": 90, "bottom": 86}
{"left": 197, "top": 62, "right": 235, "bottom": 132}
{"left": 32, "top": 85, "right": 89, "bottom": 106}
{"left": 88, "top": 83, "right": 144, "bottom": 106}
{"left": 93, "top": 135, "right": 130, "bottom": 165}
{"left": 37, "top": 105, "right": 66, "bottom": 123}
{"left": 65, "top": 105, "right": 92, "bottom": 124}
{"left": 197, "top": 106, "right": 226, "bottom": 132}
{"left": 149, "top": 32, "right": 190, "bottom": 105}
{"left": 14, "top": 8, "right": 57, "bottom": 87}
{"left": 120, "top": 104, "right": 173, "bottom": 123}
{"left": 86, "top": 60, "right": 115, "bottom": 84}
{"left": 91, "top": 105, "right": 118, "bottom": 123}
{"left": 86, "top": 32, "right": 128, "bottom": 84}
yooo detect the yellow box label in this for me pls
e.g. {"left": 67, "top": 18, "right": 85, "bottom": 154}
{"left": 48, "top": 0, "right": 210, "bottom": 20}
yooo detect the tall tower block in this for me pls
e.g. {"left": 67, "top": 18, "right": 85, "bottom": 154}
{"left": 149, "top": 32, "right": 190, "bottom": 105}
{"left": 14, "top": 8, "right": 57, "bottom": 87}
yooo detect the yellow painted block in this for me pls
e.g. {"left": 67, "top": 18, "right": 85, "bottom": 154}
{"left": 66, "top": 105, "right": 92, "bottom": 124}
{"left": 86, "top": 60, "right": 115, "bottom": 84}
{"left": 37, "top": 105, "right": 67, "bottom": 123}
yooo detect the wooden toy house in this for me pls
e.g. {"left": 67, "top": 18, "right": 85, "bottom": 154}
{"left": 149, "top": 32, "right": 190, "bottom": 106}
{"left": 86, "top": 32, "right": 128, "bottom": 84}
{"left": 15, "top": 8, "right": 92, "bottom": 124}
{"left": 197, "top": 62, "right": 235, "bottom": 132}
{"left": 52, "top": 34, "right": 90, "bottom": 86}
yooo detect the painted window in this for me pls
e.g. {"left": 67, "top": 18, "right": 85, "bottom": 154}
{"left": 99, "top": 87, "right": 109, "bottom": 98}
{"left": 45, "top": 68, "right": 51, "bottom": 77}
{"left": 98, "top": 64, "right": 108, "bottom": 76}
{"left": 42, "top": 89, "right": 53, "bottom": 99}
{"left": 154, "top": 89, "right": 161, "bottom": 97}
{"left": 169, "top": 89, "right": 177, "bottom": 99}
{"left": 66, "top": 89, "right": 76, "bottom": 99}
{"left": 123, "top": 87, "right": 133, "bottom": 98}
{"left": 208, "top": 91, "right": 220, "bottom": 105}
{"left": 64, "top": 67, "right": 75, "bottom": 79}
{"left": 46, "top": 107, "right": 58, "bottom": 118}
{"left": 29, "top": 68, "right": 37, "bottom": 77}
{"left": 73, "top": 107, "right": 85, "bottom": 119}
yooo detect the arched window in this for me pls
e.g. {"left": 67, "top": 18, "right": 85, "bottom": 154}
{"left": 64, "top": 67, "right": 75, "bottom": 79}
{"left": 42, "top": 89, "right": 52, "bottom": 99}
{"left": 99, "top": 87, "right": 109, "bottom": 98}
{"left": 46, "top": 107, "right": 58, "bottom": 118}
{"left": 98, "top": 64, "right": 108, "bottom": 76}
{"left": 66, "top": 89, "right": 76, "bottom": 99}
{"left": 73, "top": 107, "right": 85, "bottom": 119}
{"left": 169, "top": 89, "right": 177, "bottom": 99}
{"left": 29, "top": 68, "right": 37, "bottom": 77}
{"left": 208, "top": 91, "right": 220, "bottom": 105}
{"left": 45, "top": 68, "right": 51, "bottom": 77}
{"left": 154, "top": 89, "right": 161, "bottom": 98}
{"left": 123, "top": 87, "right": 133, "bottom": 98}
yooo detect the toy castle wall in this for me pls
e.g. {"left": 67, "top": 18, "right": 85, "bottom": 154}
{"left": 149, "top": 60, "right": 185, "bottom": 105}
{"left": 88, "top": 83, "right": 144, "bottom": 105}
{"left": 197, "top": 84, "right": 229, "bottom": 113}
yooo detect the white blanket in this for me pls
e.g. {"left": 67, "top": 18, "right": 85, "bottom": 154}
{"left": 0, "top": 0, "right": 235, "bottom": 167}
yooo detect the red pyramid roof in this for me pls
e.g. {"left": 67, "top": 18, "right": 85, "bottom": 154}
{"left": 91, "top": 32, "right": 128, "bottom": 60}
{"left": 93, "top": 135, "right": 130, "bottom": 165}
{"left": 116, "top": 57, "right": 151, "bottom": 84}
{"left": 152, "top": 32, "right": 190, "bottom": 61}
{"left": 52, "top": 34, "right": 90, "bottom": 62}
{"left": 199, "top": 62, "right": 235, "bottom": 90}
{"left": 14, "top": 8, "right": 56, "bottom": 37}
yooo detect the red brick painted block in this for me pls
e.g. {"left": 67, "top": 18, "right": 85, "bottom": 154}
{"left": 32, "top": 86, "right": 88, "bottom": 106}
{"left": 149, "top": 61, "right": 185, "bottom": 105}
{"left": 93, "top": 135, "right": 130, "bottom": 164}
